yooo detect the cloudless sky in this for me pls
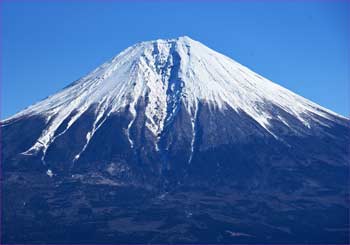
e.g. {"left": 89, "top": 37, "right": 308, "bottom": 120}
{"left": 1, "top": 1, "right": 349, "bottom": 118}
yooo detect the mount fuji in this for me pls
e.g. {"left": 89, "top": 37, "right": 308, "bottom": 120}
{"left": 2, "top": 36, "right": 349, "bottom": 244}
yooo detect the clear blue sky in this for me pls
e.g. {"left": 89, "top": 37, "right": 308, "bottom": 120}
{"left": 1, "top": 1, "right": 349, "bottom": 118}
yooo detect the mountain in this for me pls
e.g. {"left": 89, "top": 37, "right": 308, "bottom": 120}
{"left": 2, "top": 36, "right": 349, "bottom": 244}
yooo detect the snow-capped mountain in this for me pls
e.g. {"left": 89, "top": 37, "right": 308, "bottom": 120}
{"left": 2, "top": 36, "right": 349, "bottom": 244}
{"left": 3, "top": 36, "right": 347, "bottom": 166}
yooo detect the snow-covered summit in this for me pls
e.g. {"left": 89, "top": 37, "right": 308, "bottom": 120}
{"left": 4, "top": 36, "right": 347, "bottom": 157}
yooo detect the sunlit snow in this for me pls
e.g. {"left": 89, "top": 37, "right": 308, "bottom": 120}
{"left": 3, "top": 36, "right": 345, "bottom": 163}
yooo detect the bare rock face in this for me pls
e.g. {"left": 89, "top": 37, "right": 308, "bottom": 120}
{"left": 2, "top": 36, "right": 349, "bottom": 244}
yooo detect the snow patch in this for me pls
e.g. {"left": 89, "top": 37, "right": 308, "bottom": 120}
{"left": 46, "top": 169, "right": 53, "bottom": 178}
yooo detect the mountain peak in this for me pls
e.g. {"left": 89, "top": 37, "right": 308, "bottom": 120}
{"left": 143, "top": 35, "right": 197, "bottom": 45}
{"left": 4, "top": 37, "right": 347, "bottom": 158}
{"left": 174, "top": 35, "right": 198, "bottom": 44}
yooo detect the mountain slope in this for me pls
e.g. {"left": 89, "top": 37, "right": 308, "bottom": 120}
{"left": 1, "top": 36, "right": 349, "bottom": 244}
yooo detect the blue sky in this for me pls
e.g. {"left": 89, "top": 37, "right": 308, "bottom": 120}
{"left": 1, "top": 1, "right": 349, "bottom": 118}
